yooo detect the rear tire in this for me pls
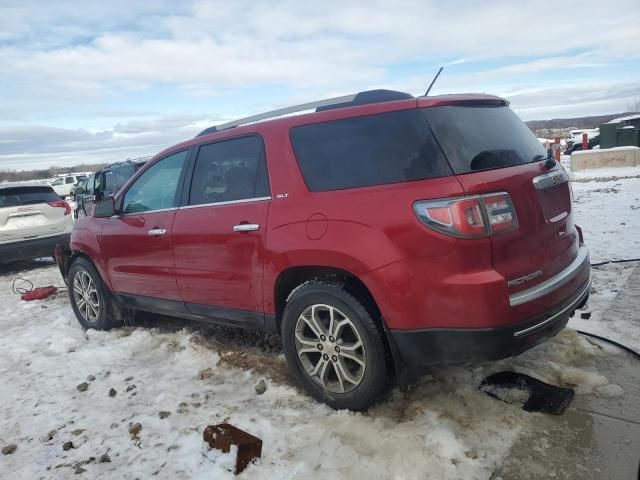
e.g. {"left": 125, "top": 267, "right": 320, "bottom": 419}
{"left": 281, "top": 281, "right": 391, "bottom": 410}
{"left": 68, "top": 257, "right": 123, "bottom": 330}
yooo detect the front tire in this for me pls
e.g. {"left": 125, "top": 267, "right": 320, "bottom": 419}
{"left": 281, "top": 282, "right": 392, "bottom": 410}
{"left": 68, "top": 258, "right": 122, "bottom": 330}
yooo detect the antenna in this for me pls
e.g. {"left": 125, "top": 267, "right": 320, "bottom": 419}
{"left": 424, "top": 66, "right": 444, "bottom": 96}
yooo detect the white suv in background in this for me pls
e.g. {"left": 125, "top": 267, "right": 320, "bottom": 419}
{"left": 0, "top": 184, "right": 73, "bottom": 265}
{"left": 51, "top": 174, "right": 87, "bottom": 198}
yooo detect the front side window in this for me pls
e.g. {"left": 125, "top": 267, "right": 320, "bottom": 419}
{"left": 122, "top": 150, "right": 188, "bottom": 214}
{"left": 290, "top": 109, "right": 452, "bottom": 192}
{"left": 104, "top": 170, "right": 117, "bottom": 195}
{"left": 85, "top": 173, "right": 95, "bottom": 195}
{"left": 113, "top": 164, "right": 136, "bottom": 192}
{"left": 189, "top": 135, "right": 270, "bottom": 205}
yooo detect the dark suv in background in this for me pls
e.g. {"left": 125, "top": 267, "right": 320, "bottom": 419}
{"left": 74, "top": 159, "right": 147, "bottom": 217}
{"left": 57, "top": 89, "right": 590, "bottom": 410}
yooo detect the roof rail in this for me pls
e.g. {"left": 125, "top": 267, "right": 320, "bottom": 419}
{"left": 196, "top": 89, "right": 413, "bottom": 137}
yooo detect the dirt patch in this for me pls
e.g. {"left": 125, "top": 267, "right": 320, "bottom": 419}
{"left": 216, "top": 350, "right": 292, "bottom": 386}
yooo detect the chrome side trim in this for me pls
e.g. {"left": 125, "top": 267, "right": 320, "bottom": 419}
{"left": 509, "top": 246, "right": 589, "bottom": 307}
{"left": 532, "top": 169, "right": 569, "bottom": 190}
{"left": 514, "top": 278, "right": 591, "bottom": 338}
{"left": 178, "top": 196, "right": 271, "bottom": 210}
{"left": 119, "top": 207, "right": 178, "bottom": 217}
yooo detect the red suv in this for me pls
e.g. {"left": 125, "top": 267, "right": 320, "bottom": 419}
{"left": 56, "top": 90, "right": 590, "bottom": 410}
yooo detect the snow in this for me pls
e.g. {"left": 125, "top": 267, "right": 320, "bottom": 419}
{"left": 1, "top": 174, "right": 639, "bottom": 479}
{"left": 572, "top": 177, "right": 640, "bottom": 263}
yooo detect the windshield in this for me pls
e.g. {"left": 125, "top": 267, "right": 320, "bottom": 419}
{"left": 422, "top": 106, "right": 547, "bottom": 173}
{"left": 51, "top": 178, "right": 64, "bottom": 186}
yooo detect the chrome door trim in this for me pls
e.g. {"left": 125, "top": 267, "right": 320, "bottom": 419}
{"left": 178, "top": 196, "right": 271, "bottom": 211}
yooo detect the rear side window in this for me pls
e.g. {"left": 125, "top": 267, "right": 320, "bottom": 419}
{"left": 189, "top": 135, "right": 270, "bottom": 205}
{"left": 422, "top": 106, "right": 547, "bottom": 173}
{"left": 0, "top": 186, "right": 60, "bottom": 208}
{"left": 290, "top": 109, "right": 451, "bottom": 192}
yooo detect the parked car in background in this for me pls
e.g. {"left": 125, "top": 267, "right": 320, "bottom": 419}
{"left": 51, "top": 174, "right": 87, "bottom": 199}
{"left": 56, "top": 90, "right": 590, "bottom": 410}
{"left": 75, "top": 159, "right": 147, "bottom": 217}
{"left": 70, "top": 177, "right": 88, "bottom": 199}
{"left": 1, "top": 183, "right": 72, "bottom": 265}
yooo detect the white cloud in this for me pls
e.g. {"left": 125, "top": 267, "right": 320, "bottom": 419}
{"left": 0, "top": 0, "right": 639, "bottom": 169}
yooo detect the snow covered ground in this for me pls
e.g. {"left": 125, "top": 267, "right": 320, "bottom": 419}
{"left": 0, "top": 173, "right": 638, "bottom": 479}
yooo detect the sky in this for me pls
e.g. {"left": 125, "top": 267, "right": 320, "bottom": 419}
{"left": 0, "top": 0, "right": 639, "bottom": 171}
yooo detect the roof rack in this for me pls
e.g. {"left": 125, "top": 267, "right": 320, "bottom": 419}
{"left": 196, "top": 89, "right": 413, "bottom": 137}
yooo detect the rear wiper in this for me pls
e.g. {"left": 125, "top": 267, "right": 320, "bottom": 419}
{"left": 533, "top": 154, "right": 557, "bottom": 170}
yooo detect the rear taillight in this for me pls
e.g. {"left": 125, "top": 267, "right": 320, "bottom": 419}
{"left": 414, "top": 192, "right": 518, "bottom": 238}
{"left": 48, "top": 200, "right": 71, "bottom": 216}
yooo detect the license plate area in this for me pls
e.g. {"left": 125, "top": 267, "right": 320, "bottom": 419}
{"left": 533, "top": 170, "right": 571, "bottom": 223}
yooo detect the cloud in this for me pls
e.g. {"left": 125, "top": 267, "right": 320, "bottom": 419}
{"left": 0, "top": 0, "right": 638, "bottom": 169}
{"left": 0, "top": 114, "right": 225, "bottom": 170}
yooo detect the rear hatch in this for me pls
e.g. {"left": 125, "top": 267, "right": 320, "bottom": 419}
{"left": 0, "top": 185, "right": 70, "bottom": 244}
{"left": 422, "top": 104, "right": 579, "bottom": 294}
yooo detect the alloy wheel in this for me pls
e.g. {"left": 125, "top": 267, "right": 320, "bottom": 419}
{"left": 294, "top": 304, "right": 366, "bottom": 393}
{"left": 72, "top": 270, "right": 100, "bottom": 324}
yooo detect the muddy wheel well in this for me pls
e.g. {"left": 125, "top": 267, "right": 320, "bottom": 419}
{"left": 274, "top": 266, "right": 381, "bottom": 332}
{"left": 274, "top": 266, "right": 400, "bottom": 385}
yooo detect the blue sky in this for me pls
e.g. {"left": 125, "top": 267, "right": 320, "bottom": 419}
{"left": 0, "top": 0, "right": 639, "bottom": 170}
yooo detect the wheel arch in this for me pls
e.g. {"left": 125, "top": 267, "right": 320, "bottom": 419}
{"left": 273, "top": 265, "right": 412, "bottom": 389}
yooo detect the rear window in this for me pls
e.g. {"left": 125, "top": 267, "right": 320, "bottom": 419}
{"left": 290, "top": 109, "right": 452, "bottom": 192}
{"left": 422, "top": 106, "right": 547, "bottom": 173}
{"left": 0, "top": 186, "right": 60, "bottom": 208}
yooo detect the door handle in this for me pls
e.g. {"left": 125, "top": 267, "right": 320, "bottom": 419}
{"left": 148, "top": 228, "right": 167, "bottom": 236}
{"left": 233, "top": 223, "right": 260, "bottom": 232}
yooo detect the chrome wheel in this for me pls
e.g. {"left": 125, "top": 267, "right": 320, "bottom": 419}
{"left": 294, "top": 304, "right": 366, "bottom": 394}
{"left": 72, "top": 270, "right": 100, "bottom": 324}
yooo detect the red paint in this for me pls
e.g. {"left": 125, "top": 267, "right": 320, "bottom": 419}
{"left": 172, "top": 201, "right": 269, "bottom": 312}
{"left": 554, "top": 137, "right": 561, "bottom": 162}
{"left": 69, "top": 93, "right": 587, "bottom": 336}
{"left": 582, "top": 132, "right": 589, "bottom": 151}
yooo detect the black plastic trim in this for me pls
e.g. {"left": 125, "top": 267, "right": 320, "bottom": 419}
{"left": 115, "top": 293, "right": 267, "bottom": 330}
{"left": 0, "top": 233, "right": 70, "bottom": 265}
{"left": 390, "top": 277, "right": 590, "bottom": 371}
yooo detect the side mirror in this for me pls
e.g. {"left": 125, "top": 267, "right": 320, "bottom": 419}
{"left": 75, "top": 186, "right": 85, "bottom": 195}
{"left": 94, "top": 197, "right": 116, "bottom": 218}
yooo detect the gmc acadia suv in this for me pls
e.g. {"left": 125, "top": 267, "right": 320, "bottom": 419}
{"left": 55, "top": 90, "right": 590, "bottom": 410}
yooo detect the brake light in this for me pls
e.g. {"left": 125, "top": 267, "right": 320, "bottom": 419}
{"left": 48, "top": 200, "right": 71, "bottom": 216}
{"left": 414, "top": 192, "right": 518, "bottom": 238}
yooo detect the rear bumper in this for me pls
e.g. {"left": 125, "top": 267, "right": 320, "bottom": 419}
{"left": 390, "top": 275, "right": 590, "bottom": 369}
{"left": 0, "top": 233, "right": 71, "bottom": 265}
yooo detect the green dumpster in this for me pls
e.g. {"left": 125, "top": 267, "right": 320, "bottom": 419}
{"left": 617, "top": 128, "right": 640, "bottom": 147}
{"left": 599, "top": 123, "right": 619, "bottom": 149}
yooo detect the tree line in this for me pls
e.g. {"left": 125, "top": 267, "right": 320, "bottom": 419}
{"left": 0, "top": 163, "right": 106, "bottom": 183}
